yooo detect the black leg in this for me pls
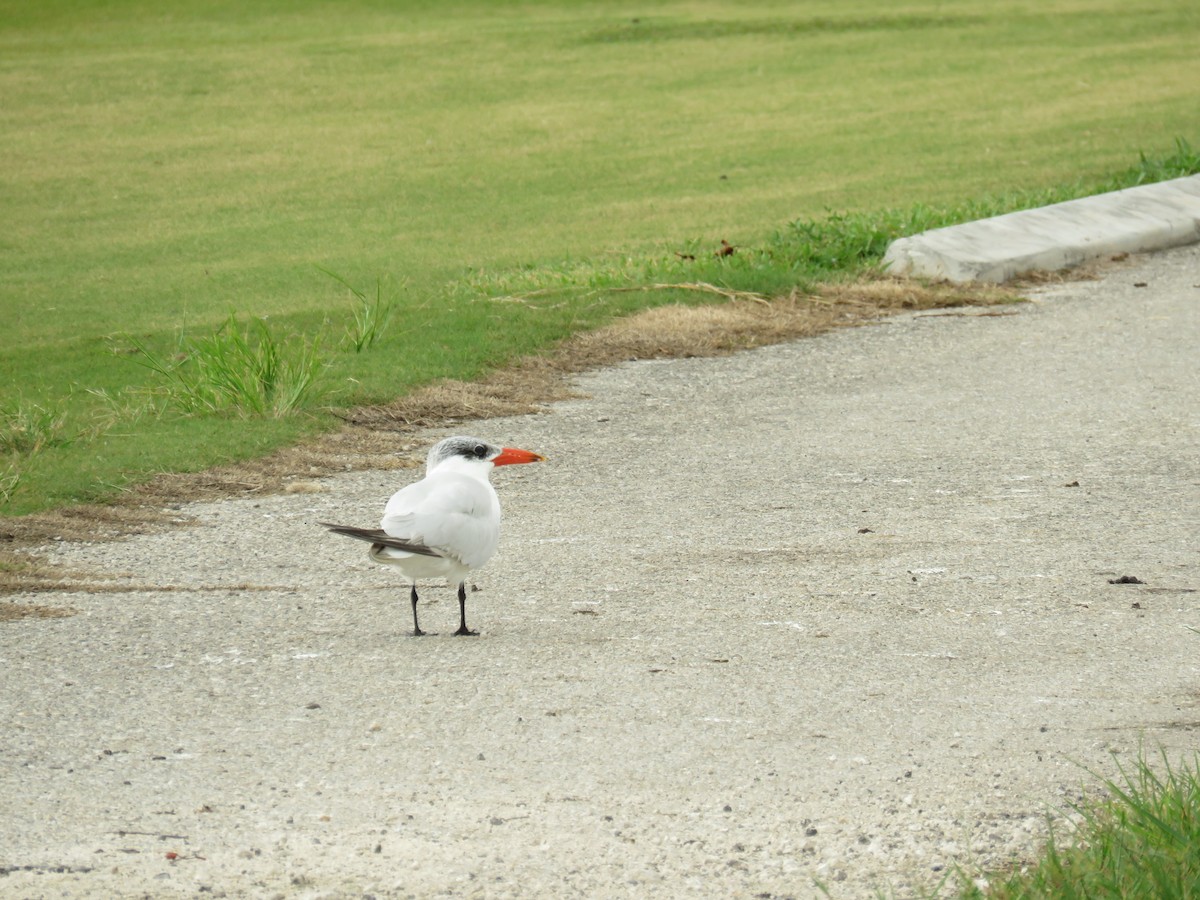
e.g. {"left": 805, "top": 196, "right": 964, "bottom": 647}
{"left": 410, "top": 584, "right": 430, "bottom": 637}
{"left": 453, "top": 582, "right": 478, "bottom": 636}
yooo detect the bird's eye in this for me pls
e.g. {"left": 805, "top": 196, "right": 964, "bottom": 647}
{"left": 473, "top": 443, "right": 489, "bottom": 458}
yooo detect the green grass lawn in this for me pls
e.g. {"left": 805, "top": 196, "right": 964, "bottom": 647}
{"left": 2, "top": 0, "right": 1198, "bottom": 514}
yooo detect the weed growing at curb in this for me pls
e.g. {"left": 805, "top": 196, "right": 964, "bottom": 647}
{"left": 1121, "top": 137, "right": 1200, "bottom": 188}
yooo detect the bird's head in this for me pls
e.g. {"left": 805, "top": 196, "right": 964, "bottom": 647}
{"left": 426, "top": 436, "right": 545, "bottom": 474}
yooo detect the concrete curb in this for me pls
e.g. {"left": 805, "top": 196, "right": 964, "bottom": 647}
{"left": 883, "top": 173, "right": 1200, "bottom": 282}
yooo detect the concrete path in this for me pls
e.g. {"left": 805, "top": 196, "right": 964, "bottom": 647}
{"left": 884, "top": 174, "right": 1200, "bottom": 282}
{"left": 2, "top": 245, "right": 1198, "bottom": 899}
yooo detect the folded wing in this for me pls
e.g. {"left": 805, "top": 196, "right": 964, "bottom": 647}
{"left": 379, "top": 471, "right": 501, "bottom": 570}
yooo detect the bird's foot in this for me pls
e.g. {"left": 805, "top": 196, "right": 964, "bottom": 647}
{"left": 411, "top": 628, "right": 437, "bottom": 637}
{"left": 452, "top": 626, "right": 479, "bottom": 637}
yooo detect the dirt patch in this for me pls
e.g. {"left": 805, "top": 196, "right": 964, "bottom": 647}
{"left": 0, "top": 275, "right": 1024, "bottom": 593}
{"left": 0, "top": 601, "right": 77, "bottom": 621}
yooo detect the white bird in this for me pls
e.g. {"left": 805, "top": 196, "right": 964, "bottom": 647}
{"left": 322, "top": 436, "right": 544, "bottom": 636}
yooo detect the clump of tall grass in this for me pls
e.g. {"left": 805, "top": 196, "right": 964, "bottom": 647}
{"left": 0, "top": 464, "right": 19, "bottom": 505}
{"left": 318, "top": 267, "right": 396, "bottom": 353}
{"left": 83, "top": 387, "right": 165, "bottom": 433}
{"left": 0, "top": 399, "right": 70, "bottom": 456}
{"left": 0, "top": 399, "right": 75, "bottom": 506}
{"left": 958, "top": 750, "right": 1200, "bottom": 899}
{"left": 127, "top": 314, "right": 325, "bottom": 418}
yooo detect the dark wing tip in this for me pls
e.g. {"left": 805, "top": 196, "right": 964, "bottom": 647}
{"left": 322, "top": 523, "right": 442, "bottom": 558}
{"left": 321, "top": 522, "right": 386, "bottom": 541}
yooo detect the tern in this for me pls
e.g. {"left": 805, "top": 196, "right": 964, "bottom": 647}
{"left": 322, "top": 436, "right": 544, "bottom": 636}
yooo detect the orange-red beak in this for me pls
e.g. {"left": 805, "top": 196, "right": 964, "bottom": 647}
{"left": 492, "top": 446, "right": 546, "bottom": 467}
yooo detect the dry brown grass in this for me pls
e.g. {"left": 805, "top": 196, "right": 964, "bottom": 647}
{"left": 0, "top": 275, "right": 1022, "bottom": 596}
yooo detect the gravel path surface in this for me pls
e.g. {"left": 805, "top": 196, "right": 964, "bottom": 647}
{"left": 3, "top": 245, "right": 1198, "bottom": 899}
